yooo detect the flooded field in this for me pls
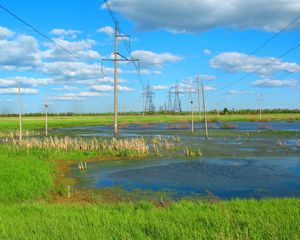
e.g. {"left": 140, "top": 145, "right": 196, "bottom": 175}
{"left": 66, "top": 121, "right": 300, "bottom": 199}
{"left": 73, "top": 157, "right": 300, "bottom": 199}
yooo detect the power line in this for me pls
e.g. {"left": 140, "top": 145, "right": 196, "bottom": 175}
{"left": 103, "top": 0, "right": 145, "bottom": 88}
{"left": 212, "top": 14, "right": 300, "bottom": 88}
{"left": 0, "top": 4, "right": 82, "bottom": 61}
{"left": 210, "top": 40, "right": 300, "bottom": 96}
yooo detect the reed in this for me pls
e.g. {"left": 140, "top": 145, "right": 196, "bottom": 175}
{"left": 184, "top": 146, "right": 202, "bottom": 157}
{"left": 8, "top": 136, "right": 149, "bottom": 158}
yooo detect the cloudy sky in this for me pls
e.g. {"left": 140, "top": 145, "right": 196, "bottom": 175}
{"left": 0, "top": 0, "right": 299, "bottom": 113}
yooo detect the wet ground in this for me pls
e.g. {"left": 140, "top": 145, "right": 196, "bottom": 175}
{"left": 67, "top": 121, "right": 300, "bottom": 199}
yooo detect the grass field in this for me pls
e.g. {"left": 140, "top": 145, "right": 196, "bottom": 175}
{"left": 0, "top": 113, "right": 299, "bottom": 131}
{"left": 0, "top": 114, "right": 299, "bottom": 239}
{"left": 1, "top": 199, "right": 300, "bottom": 239}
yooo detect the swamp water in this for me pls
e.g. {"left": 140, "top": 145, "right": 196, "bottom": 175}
{"left": 66, "top": 121, "right": 300, "bottom": 199}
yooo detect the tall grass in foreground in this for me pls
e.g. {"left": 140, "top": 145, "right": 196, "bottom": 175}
{"left": 0, "top": 198, "right": 299, "bottom": 239}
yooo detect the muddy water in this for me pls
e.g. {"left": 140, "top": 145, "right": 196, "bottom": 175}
{"left": 73, "top": 157, "right": 300, "bottom": 199}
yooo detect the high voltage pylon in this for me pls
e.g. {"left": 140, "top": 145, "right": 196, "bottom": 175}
{"left": 173, "top": 83, "right": 182, "bottom": 113}
{"left": 144, "top": 84, "right": 155, "bottom": 113}
{"left": 167, "top": 88, "right": 173, "bottom": 112}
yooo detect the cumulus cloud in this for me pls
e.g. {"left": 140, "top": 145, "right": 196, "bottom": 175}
{"left": 53, "top": 85, "right": 79, "bottom": 91}
{"left": 104, "top": 0, "right": 300, "bottom": 33}
{"left": 0, "top": 26, "right": 14, "bottom": 38}
{"left": 250, "top": 79, "right": 298, "bottom": 87}
{"left": 50, "top": 91, "right": 107, "bottom": 101}
{"left": 0, "top": 76, "right": 54, "bottom": 87}
{"left": 50, "top": 29, "right": 81, "bottom": 39}
{"left": 203, "top": 49, "right": 212, "bottom": 55}
{"left": 97, "top": 26, "right": 114, "bottom": 36}
{"left": 42, "top": 38, "right": 100, "bottom": 60}
{"left": 91, "top": 84, "right": 135, "bottom": 92}
{"left": 131, "top": 50, "right": 182, "bottom": 68}
{"left": 151, "top": 85, "right": 169, "bottom": 90}
{"left": 0, "top": 34, "right": 41, "bottom": 70}
{"left": 196, "top": 74, "right": 216, "bottom": 80}
{"left": 210, "top": 52, "right": 300, "bottom": 75}
{"left": 227, "top": 90, "right": 255, "bottom": 95}
{"left": 0, "top": 87, "right": 38, "bottom": 94}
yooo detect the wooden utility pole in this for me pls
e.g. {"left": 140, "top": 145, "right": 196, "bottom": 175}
{"left": 113, "top": 25, "right": 119, "bottom": 137}
{"left": 190, "top": 81, "right": 194, "bottom": 133}
{"left": 202, "top": 81, "right": 208, "bottom": 140}
{"left": 18, "top": 80, "right": 22, "bottom": 141}
{"left": 45, "top": 91, "right": 48, "bottom": 136}
{"left": 197, "top": 76, "right": 201, "bottom": 121}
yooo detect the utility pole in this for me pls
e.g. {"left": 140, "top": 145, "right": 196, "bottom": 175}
{"left": 258, "top": 94, "right": 263, "bottom": 121}
{"left": 102, "top": 25, "right": 139, "bottom": 137}
{"left": 45, "top": 91, "right": 48, "bottom": 136}
{"left": 197, "top": 76, "right": 201, "bottom": 121}
{"left": 190, "top": 80, "right": 194, "bottom": 133}
{"left": 113, "top": 25, "right": 119, "bottom": 137}
{"left": 202, "top": 81, "right": 208, "bottom": 140}
{"left": 18, "top": 80, "right": 22, "bottom": 141}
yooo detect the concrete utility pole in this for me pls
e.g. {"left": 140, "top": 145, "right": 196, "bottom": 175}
{"left": 258, "top": 94, "right": 263, "bottom": 121}
{"left": 197, "top": 76, "right": 201, "bottom": 121}
{"left": 113, "top": 25, "right": 119, "bottom": 137}
{"left": 202, "top": 81, "right": 208, "bottom": 140}
{"left": 45, "top": 91, "right": 48, "bottom": 136}
{"left": 102, "top": 25, "right": 139, "bottom": 137}
{"left": 18, "top": 80, "right": 22, "bottom": 141}
{"left": 190, "top": 81, "right": 194, "bottom": 134}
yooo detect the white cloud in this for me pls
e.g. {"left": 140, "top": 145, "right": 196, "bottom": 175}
{"left": 42, "top": 38, "right": 100, "bottom": 60}
{"left": 0, "top": 26, "right": 14, "bottom": 38}
{"left": 250, "top": 79, "right": 298, "bottom": 87}
{"left": 50, "top": 29, "right": 81, "bottom": 39}
{"left": 204, "top": 86, "right": 216, "bottom": 91}
{"left": 151, "top": 85, "right": 169, "bottom": 90}
{"left": 0, "top": 87, "right": 38, "bottom": 94}
{"left": 91, "top": 84, "right": 135, "bottom": 92}
{"left": 104, "top": 0, "right": 300, "bottom": 33}
{"left": 227, "top": 90, "right": 255, "bottom": 95}
{"left": 196, "top": 74, "right": 216, "bottom": 80}
{"left": 210, "top": 52, "right": 300, "bottom": 76}
{"left": 0, "top": 34, "right": 41, "bottom": 70}
{"left": 203, "top": 49, "right": 212, "bottom": 55}
{"left": 50, "top": 91, "right": 107, "bottom": 101}
{"left": 0, "top": 79, "right": 16, "bottom": 86}
{"left": 97, "top": 26, "right": 114, "bottom": 36}
{"left": 131, "top": 50, "right": 182, "bottom": 68}
{"left": 53, "top": 85, "right": 79, "bottom": 91}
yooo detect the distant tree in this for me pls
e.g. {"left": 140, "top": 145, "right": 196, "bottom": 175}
{"left": 223, "top": 107, "right": 229, "bottom": 115}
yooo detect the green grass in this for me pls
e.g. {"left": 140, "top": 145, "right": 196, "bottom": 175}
{"left": 0, "top": 146, "right": 53, "bottom": 203}
{"left": 0, "top": 199, "right": 299, "bottom": 239}
{"left": 0, "top": 113, "right": 299, "bottom": 131}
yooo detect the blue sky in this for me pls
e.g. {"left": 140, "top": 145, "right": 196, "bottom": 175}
{"left": 0, "top": 0, "right": 300, "bottom": 113}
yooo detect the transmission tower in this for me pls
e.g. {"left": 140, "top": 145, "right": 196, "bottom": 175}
{"left": 167, "top": 89, "right": 173, "bottom": 112}
{"left": 145, "top": 85, "right": 155, "bottom": 113}
{"left": 173, "top": 83, "right": 182, "bottom": 113}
